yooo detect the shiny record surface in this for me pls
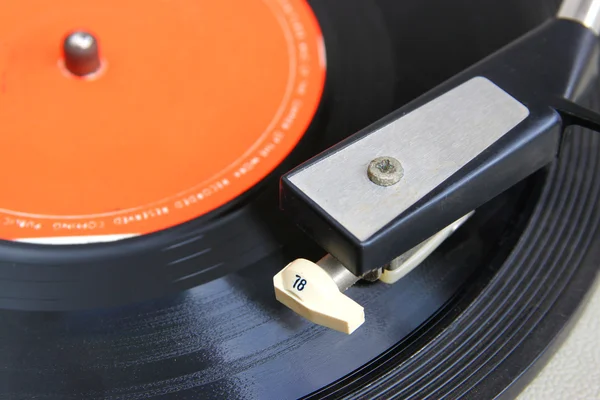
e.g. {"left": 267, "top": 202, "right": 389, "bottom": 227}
{"left": 0, "top": 186, "right": 536, "bottom": 399}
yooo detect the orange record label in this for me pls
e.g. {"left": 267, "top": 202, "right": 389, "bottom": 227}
{"left": 0, "top": 0, "right": 326, "bottom": 243}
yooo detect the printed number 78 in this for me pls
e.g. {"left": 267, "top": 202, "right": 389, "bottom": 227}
{"left": 293, "top": 274, "right": 307, "bottom": 291}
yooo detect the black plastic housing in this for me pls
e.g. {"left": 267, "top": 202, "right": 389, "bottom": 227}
{"left": 281, "top": 19, "right": 600, "bottom": 276}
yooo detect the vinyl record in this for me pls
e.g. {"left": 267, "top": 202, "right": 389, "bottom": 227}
{"left": 0, "top": 0, "right": 402, "bottom": 310}
{"left": 0, "top": 0, "right": 563, "bottom": 312}
{"left": 2, "top": 0, "right": 600, "bottom": 399}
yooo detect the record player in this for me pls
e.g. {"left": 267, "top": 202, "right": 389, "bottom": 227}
{"left": 0, "top": 0, "right": 599, "bottom": 398}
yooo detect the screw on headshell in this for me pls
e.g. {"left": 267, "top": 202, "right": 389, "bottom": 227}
{"left": 367, "top": 156, "right": 404, "bottom": 187}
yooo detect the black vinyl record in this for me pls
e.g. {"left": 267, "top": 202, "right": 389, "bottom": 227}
{"left": 2, "top": 0, "right": 600, "bottom": 399}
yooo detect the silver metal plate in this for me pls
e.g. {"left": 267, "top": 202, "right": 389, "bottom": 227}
{"left": 558, "top": 0, "right": 600, "bottom": 36}
{"left": 288, "top": 77, "right": 529, "bottom": 241}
